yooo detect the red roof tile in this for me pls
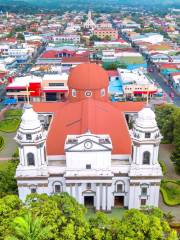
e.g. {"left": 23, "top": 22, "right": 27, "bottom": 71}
{"left": 32, "top": 100, "right": 145, "bottom": 156}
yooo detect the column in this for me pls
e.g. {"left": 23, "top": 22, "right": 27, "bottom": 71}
{"left": 96, "top": 184, "right": 100, "bottom": 211}
{"left": 107, "top": 184, "right": 112, "bottom": 212}
{"left": 72, "top": 184, "right": 76, "bottom": 199}
{"left": 102, "top": 184, "right": 106, "bottom": 211}
{"left": 66, "top": 184, "right": 71, "bottom": 196}
{"left": 78, "top": 183, "right": 83, "bottom": 204}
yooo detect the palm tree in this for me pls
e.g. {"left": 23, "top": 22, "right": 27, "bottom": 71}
{"left": 6, "top": 213, "right": 52, "bottom": 240}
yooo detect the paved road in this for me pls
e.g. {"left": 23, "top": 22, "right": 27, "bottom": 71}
{"left": 149, "top": 68, "right": 180, "bottom": 107}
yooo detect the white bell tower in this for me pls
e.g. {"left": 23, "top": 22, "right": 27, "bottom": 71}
{"left": 128, "top": 105, "right": 163, "bottom": 209}
{"left": 15, "top": 104, "right": 48, "bottom": 200}
{"left": 15, "top": 104, "right": 47, "bottom": 170}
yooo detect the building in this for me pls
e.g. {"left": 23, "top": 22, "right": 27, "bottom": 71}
{"left": 118, "top": 68, "right": 157, "bottom": 98}
{"left": 84, "top": 11, "right": 96, "bottom": 30}
{"left": 94, "top": 28, "right": 118, "bottom": 40}
{"left": 52, "top": 35, "right": 80, "bottom": 44}
{"left": 131, "top": 33, "right": 164, "bottom": 45}
{"left": 15, "top": 63, "right": 162, "bottom": 210}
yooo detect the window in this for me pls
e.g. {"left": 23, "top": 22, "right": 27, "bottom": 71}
{"left": 101, "top": 88, "right": 105, "bottom": 97}
{"left": 31, "top": 188, "right": 36, "bottom": 193}
{"left": 49, "top": 83, "right": 64, "bottom": 86}
{"left": 72, "top": 89, "right": 76, "bottom": 97}
{"left": 141, "top": 187, "right": 147, "bottom": 196}
{"left": 27, "top": 153, "right": 35, "bottom": 166}
{"left": 87, "top": 183, "right": 91, "bottom": 189}
{"left": 117, "top": 184, "right": 123, "bottom": 193}
{"left": 86, "top": 164, "right": 91, "bottom": 169}
{"left": 141, "top": 199, "right": 146, "bottom": 206}
{"left": 26, "top": 134, "right": 32, "bottom": 140}
{"left": 145, "top": 132, "right": 151, "bottom": 138}
{"left": 54, "top": 185, "right": 61, "bottom": 193}
{"left": 143, "top": 151, "right": 150, "bottom": 165}
{"left": 85, "top": 91, "right": 92, "bottom": 97}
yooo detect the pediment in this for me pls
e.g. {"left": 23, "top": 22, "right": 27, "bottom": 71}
{"left": 65, "top": 138, "right": 112, "bottom": 152}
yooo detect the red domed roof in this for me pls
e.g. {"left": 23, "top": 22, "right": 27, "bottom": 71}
{"left": 68, "top": 63, "right": 109, "bottom": 90}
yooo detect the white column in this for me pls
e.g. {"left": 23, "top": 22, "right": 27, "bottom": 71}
{"left": 107, "top": 184, "right": 112, "bottom": 212}
{"left": 66, "top": 184, "right": 71, "bottom": 196}
{"left": 78, "top": 183, "right": 83, "bottom": 204}
{"left": 20, "top": 147, "right": 25, "bottom": 166}
{"left": 102, "top": 184, "right": 106, "bottom": 211}
{"left": 72, "top": 184, "right": 76, "bottom": 199}
{"left": 96, "top": 184, "right": 100, "bottom": 211}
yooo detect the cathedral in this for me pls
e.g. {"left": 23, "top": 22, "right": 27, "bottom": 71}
{"left": 15, "top": 63, "right": 163, "bottom": 211}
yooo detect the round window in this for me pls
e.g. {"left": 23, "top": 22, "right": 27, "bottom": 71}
{"left": 85, "top": 91, "right": 92, "bottom": 97}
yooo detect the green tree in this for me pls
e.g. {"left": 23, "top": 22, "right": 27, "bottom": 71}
{"left": 0, "top": 195, "right": 23, "bottom": 240}
{"left": 25, "top": 193, "right": 90, "bottom": 240}
{"left": 0, "top": 159, "right": 19, "bottom": 197}
{"left": 17, "top": 33, "right": 25, "bottom": 41}
{"left": 90, "top": 35, "right": 101, "bottom": 42}
{"left": 155, "top": 104, "right": 175, "bottom": 143}
{"left": 6, "top": 213, "right": 52, "bottom": 240}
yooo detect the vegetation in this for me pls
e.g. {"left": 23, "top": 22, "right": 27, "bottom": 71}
{"left": 159, "top": 160, "right": 167, "bottom": 175}
{"left": 0, "top": 118, "right": 20, "bottom": 133}
{"left": 17, "top": 33, "right": 25, "bottom": 41}
{"left": 0, "top": 193, "right": 178, "bottom": 240}
{"left": 0, "top": 136, "right": 5, "bottom": 152}
{"left": 155, "top": 104, "right": 180, "bottom": 172}
{"left": 4, "top": 109, "right": 23, "bottom": 118}
{"left": 0, "top": 159, "right": 19, "bottom": 198}
{"left": 161, "top": 180, "right": 180, "bottom": 206}
{"left": 103, "top": 61, "right": 127, "bottom": 70}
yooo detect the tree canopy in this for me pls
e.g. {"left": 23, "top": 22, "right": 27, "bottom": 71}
{"left": 0, "top": 194, "right": 178, "bottom": 240}
{"left": 155, "top": 104, "right": 180, "bottom": 172}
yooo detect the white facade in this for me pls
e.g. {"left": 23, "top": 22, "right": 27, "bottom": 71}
{"left": 15, "top": 104, "right": 162, "bottom": 211}
{"left": 84, "top": 11, "right": 96, "bottom": 30}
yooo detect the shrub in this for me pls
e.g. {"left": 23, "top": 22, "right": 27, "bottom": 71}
{"left": 161, "top": 180, "right": 180, "bottom": 206}
{"left": 0, "top": 136, "right": 5, "bottom": 151}
{"left": 159, "top": 160, "right": 166, "bottom": 175}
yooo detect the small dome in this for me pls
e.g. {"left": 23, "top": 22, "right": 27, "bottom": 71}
{"left": 138, "top": 106, "right": 156, "bottom": 121}
{"left": 68, "top": 63, "right": 109, "bottom": 90}
{"left": 20, "top": 104, "right": 41, "bottom": 130}
{"left": 136, "top": 106, "right": 157, "bottom": 128}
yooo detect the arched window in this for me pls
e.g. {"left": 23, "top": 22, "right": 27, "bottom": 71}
{"left": 27, "top": 153, "right": 35, "bottom": 166}
{"left": 72, "top": 89, "right": 76, "bottom": 97}
{"left": 143, "top": 151, "right": 150, "bottom": 165}
{"left": 53, "top": 181, "right": 62, "bottom": 193}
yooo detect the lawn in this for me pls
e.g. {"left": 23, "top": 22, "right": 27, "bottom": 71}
{"left": 0, "top": 118, "right": 20, "bottom": 132}
{"left": 119, "top": 56, "right": 145, "bottom": 65}
{"left": 161, "top": 180, "right": 180, "bottom": 206}
{"left": 4, "top": 109, "right": 23, "bottom": 118}
{"left": 85, "top": 208, "right": 127, "bottom": 220}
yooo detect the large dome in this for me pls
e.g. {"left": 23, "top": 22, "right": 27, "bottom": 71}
{"left": 68, "top": 63, "right": 109, "bottom": 90}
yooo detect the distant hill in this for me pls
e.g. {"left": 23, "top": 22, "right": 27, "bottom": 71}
{"left": 0, "top": 0, "right": 179, "bottom": 13}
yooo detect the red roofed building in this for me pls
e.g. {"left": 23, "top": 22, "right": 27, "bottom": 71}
{"left": 37, "top": 50, "right": 75, "bottom": 65}
{"left": 15, "top": 63, "right": 163, "bottom": 211}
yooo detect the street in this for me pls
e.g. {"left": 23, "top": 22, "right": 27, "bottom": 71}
{"left": 149, "top": 68, "right": 180, "bottom": 107}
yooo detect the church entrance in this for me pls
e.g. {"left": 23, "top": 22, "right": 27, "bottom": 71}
{"left": 114, "top": 196, "right": 124, "bottom": 208}
{"left": 84, "top": 196, "right": 94, "bottom": 208}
